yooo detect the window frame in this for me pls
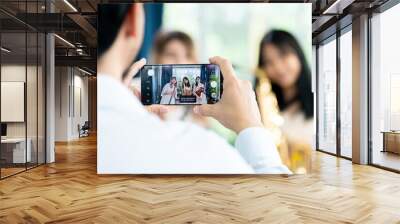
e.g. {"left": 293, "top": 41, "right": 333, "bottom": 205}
{"left": 315, "top": 24, "right": 352, "bottom": 160}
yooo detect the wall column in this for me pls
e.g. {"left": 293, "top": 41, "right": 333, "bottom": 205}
{"left": 352, "top": 14, "right": 369, "bottom": 164}
{"left": 46, "top": 33, "right": 55, "bottom": 163}
{"left": 45, "top": 0, "right": 55, "bottom": 163}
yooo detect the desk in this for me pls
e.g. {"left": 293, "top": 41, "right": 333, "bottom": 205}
{"left": 1, "top": 138, "right": 31, "bottom": 164}
{"left": 381, "top": 131, "right": 400, "bottom": 154}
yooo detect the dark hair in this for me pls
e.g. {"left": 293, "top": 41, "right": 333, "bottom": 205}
{"left": 153, "top": 31, "right": 196, "bottom": 62}
{"left": 257, "top": 30, "right": 313, "bottom": 119}
{"left": 182, "top": 77, "right": 191, "bottom": 87}
{"left": 170, "top": 77, "right": 177, "bottom": 86}
{"left": 195, "top": 76, "right": 200, "bottom": 86}
{"left": 98, "top": 4, "right": 132, "bottom": 57}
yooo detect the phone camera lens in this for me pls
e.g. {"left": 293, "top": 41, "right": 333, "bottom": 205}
{"left": 210, "top": 81, "right": 217, "bottom": 88}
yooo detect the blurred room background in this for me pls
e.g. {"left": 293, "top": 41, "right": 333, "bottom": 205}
{"left": 137, "top": 3, "right": 311, "bottom": 81}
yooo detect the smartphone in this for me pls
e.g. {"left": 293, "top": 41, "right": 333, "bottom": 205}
{"left": 140, "top": 64, "right": 223, "bottom": 105}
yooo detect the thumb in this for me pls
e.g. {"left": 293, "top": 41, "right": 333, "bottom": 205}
{"left": 193, "top": 104, "right": 217, "bottom": 117}
{"left": 123, "top": 58, "right": 146, "bottom": 87}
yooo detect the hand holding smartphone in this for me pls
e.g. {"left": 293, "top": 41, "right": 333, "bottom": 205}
{"left": 140, "top": 64, "right": 223, "bottom": 105}
{"left": 192, "top": 56, "right": 264, "bottom": 133}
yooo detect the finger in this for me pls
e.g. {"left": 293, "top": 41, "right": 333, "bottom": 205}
{"left": 209, "top": 56, "right": 236, "bottom": 82}
{"left": 193, "top": 104, "right": 217, "bottom": 117}
{"left": 147, "top": 105, "right": 169, "bottom": 120}
{"left": 147, "top": 105, "right": 168, "bottom": 115}
{"left": 132, "top": 87, "right": 141, "bottom": 99}
{"left": 123, "top": 58, "right": 146, "bottom": 87}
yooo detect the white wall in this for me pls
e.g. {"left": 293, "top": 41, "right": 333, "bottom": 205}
{"left": 55, "top": 67, "right": 70, "bottom": 141}
{"left": 54, "top": 67, "right": 89, "bottom": 141}
{"left": 71, "top": 73, "right": 89, "bottom": 138}
{"left": 1, "top": 65, "right": 38, "bottom": 138}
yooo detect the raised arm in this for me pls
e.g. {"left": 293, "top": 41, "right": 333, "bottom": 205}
{"left": 193, "top": 56, "right": 291, "bottom": 174}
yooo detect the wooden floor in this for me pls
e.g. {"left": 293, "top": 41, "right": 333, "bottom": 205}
{"left": 0, "top": 167, "right": 26, "bottom": 178}
{"left": 1, "top": 135, "right": 400, "bottom": 224}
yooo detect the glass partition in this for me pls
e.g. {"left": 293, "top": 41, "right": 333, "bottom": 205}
{"left": 1, "top": 31, "right": 28, "bottom": 178}
{"left": 27, "top": 30, "right": 38, "bottom": 169}
{"left": 0, "top": 1, "right": 46, "bottom": 179}
{"left": 29, "top": 0, "right": 41, "bottom": 169}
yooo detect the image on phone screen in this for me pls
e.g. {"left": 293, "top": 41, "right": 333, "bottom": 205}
{"left": 140, "top": 64, "right": 222, "bottom": 105}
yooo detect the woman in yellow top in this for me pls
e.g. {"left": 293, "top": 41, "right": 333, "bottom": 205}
{"left": 256, "top": 30, "right": 314, "bottom": 148}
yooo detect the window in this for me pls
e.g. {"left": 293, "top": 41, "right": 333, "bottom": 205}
{"left": 370, "top": 3, "right": 400, "bottom": 171}
{"left": 317, "top": 37, "right": 337, "bottom": 154}
{"left": 339, "top": 29, "right": 352, "bottom": 158}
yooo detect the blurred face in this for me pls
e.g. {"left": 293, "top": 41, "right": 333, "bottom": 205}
{"left": 261, "top": 44, "right": 301, "bottom": 89}
{"left": 159, "top": 40, "right": 195, "bottom": 64}
{"left": 171, "top": 78, "right": 177, "bottom": 84}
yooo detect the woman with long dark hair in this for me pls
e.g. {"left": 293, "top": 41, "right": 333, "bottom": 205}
{"left": 257, "top": 30, "right": 313, "bottom": 146}
{"left": 182, "top": 76, "right": 192, "bottom": 96}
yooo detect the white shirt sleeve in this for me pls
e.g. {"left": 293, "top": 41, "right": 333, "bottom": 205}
{"left": 236, "top": 128, "right": 292, "bottom": 174}
{"left": 97, "top": 75, "right": 290, "bottom": 174}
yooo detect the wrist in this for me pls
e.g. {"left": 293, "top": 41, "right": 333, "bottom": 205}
{"left": 234, "top": 119, "right": 263, "bottom": 134}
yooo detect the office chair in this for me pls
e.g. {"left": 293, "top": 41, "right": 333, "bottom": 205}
{"left": 79, "top": 121, "right": 90, "bottom": 138}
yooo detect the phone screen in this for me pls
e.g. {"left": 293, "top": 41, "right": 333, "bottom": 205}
{"left": 140, "top": 64, "right": 222, "bottom": 105}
